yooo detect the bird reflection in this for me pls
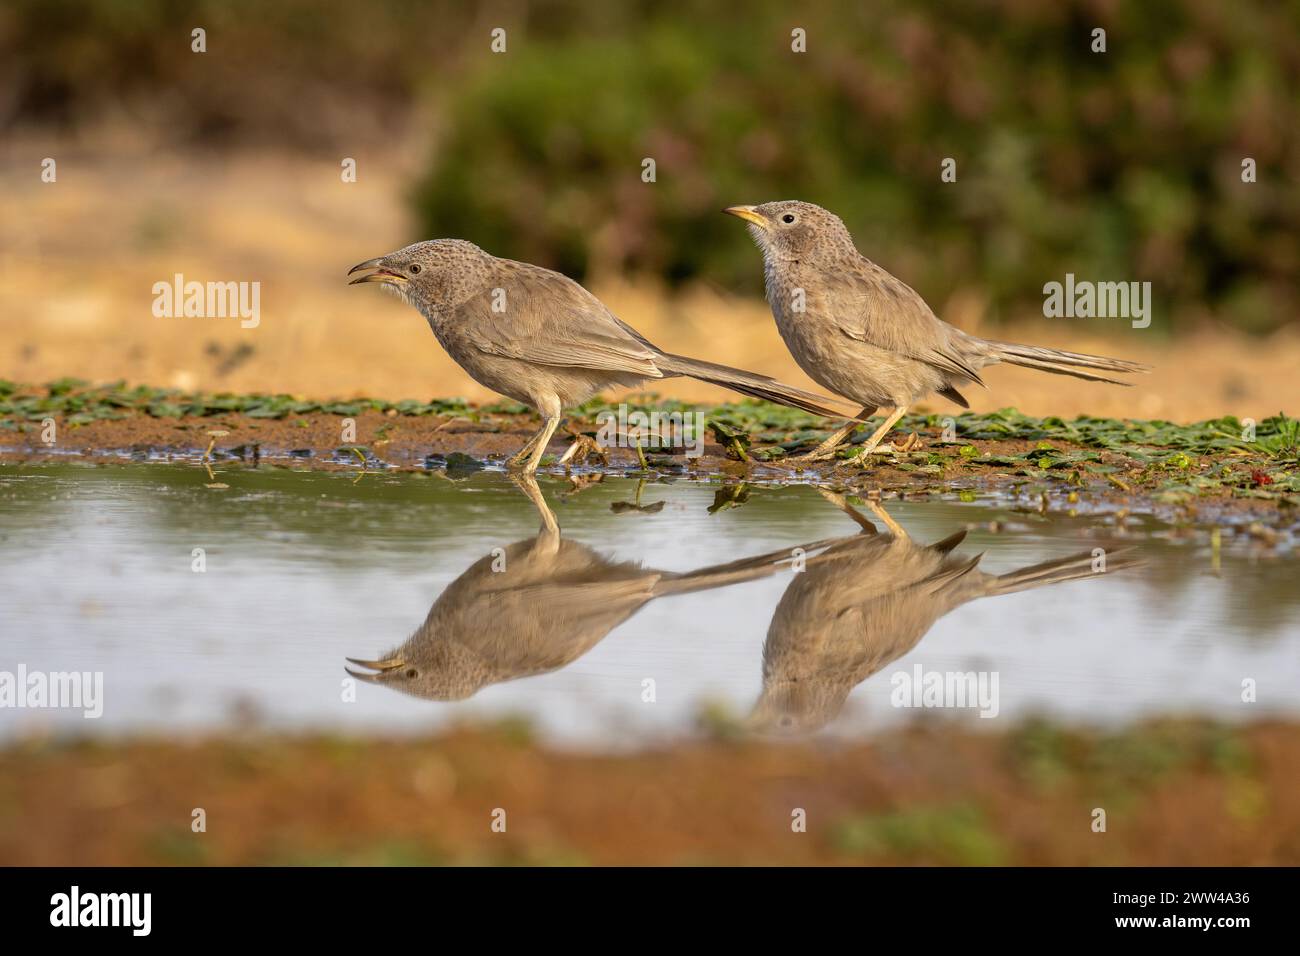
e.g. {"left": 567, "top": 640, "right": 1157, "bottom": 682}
{"left": 346, "top": 475, "right": 826, "bottom": 701}
{"left": 750, "top": 491, "right": 1140, "bottom": 735}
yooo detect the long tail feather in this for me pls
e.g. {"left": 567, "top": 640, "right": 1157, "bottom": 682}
{"left": 985, "top": 547, "right": 1141, "bottom": 597}
{"left": 984, "top": 340, "right": 1150, "bottom": 385}
{"left": 659, "top": 353, "right": 867, "bottom": 421}
{"left": 652, "top": 537, "right": 845, "bottom": 597}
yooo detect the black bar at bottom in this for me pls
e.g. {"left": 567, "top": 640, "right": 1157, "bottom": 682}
{"left": 0, "top": 866, "right": 1282, "bottom": 941}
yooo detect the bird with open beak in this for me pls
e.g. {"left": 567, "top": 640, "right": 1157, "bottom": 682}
{"left": 349, "top": 239, "right": 862, "bottom": 474}
{"left": 345, "top": 475, "right": 837, "bottom": 701}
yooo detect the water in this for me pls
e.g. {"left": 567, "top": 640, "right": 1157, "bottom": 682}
{"left": 1, "top": 463, "right": 1297, "bottom": 746}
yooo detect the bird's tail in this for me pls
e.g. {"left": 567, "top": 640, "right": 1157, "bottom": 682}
{"left": 652, "top": 537, "right": 845, "bottom": 597}
{"left": 658, "top": 353, "right": 865, "bottom": 420}
{"left": 983, "top": 547, "right": 1142, "bottom": 598}
{"left": 980, "top": 339, "right": 1150, "bottom": 385}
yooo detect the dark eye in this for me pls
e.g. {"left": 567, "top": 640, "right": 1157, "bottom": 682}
{"left": 782, "top": 214, "right": 796, "bottom": 224}
{"left": 408, "top": 264, "right": 422, "bottom": 275}
{"left": 405, "top": 668, "right": 418, "bottom": 678}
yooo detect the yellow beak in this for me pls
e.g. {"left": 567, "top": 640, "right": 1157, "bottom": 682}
{"left": 723, "top": 205, "right": 769, "bottom": 229}
{"left": 345, "top": 656, "right": 406, "bottom": 682}
{"left": 347, "top": 258, "right": 408, "bottom": 286}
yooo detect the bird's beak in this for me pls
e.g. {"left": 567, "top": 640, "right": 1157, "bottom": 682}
{"left": 347, "top": 257, "right": 407, "bottom": 286}
{"left": 723, "top": 205, "right": 769, "bottom": 230}
{"left": 345, "top": 656, "right": 406, "bottom": 682}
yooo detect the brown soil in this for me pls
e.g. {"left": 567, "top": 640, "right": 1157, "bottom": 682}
{"left": 2, "top": 720, "right": 1294, "bottom": 866}
{"left": 2, "top": 408, "right": 1294, "bottom": 528}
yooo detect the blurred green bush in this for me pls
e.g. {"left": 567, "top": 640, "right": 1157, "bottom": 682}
{"left": 4, "top": 0, "right": 1297, "bottom": 332}
{"left": 411, "top": 0, "right": 1299, "bottom": 332}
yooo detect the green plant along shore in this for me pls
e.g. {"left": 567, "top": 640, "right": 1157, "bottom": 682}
{"left": 2, "top": 379, "right": 1298, "bottom": 509}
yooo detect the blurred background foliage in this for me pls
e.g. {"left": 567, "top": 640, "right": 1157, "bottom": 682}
{"left": 3, "top": 0, "right": 1297, "bottom": 332}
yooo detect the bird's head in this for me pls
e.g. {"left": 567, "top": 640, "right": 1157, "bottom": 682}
{"left": 746, "top": 678, "right": 850, "bottom": 736}
{"left": 344, "top": 646, "right": 481, "bottom": 702}
{"left": 723, "top": 200, "right": 854, "bottom": 263}
{"left": 348, "top": 239, "right": 490, "bottom": 314}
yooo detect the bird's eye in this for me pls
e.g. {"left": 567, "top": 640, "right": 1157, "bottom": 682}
{"left": 782, "top": 214, "right": 796, "bottom": 224}
{"left": 405, "top": 668, "right": 418, "bottom": 678}
{"left": 408, "top": 264, "right": 422, "bottom": 275}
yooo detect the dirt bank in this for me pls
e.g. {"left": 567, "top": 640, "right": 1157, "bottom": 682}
{"left": 2, "top": 382, "right": 1297, "bottom": 528}
{"left": 1, "top": 719, "right": 1294, "bottom": 866}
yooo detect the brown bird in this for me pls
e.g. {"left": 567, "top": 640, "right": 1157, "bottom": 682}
{"left": 345, "top": 475, "right": 832, "bottom": 701}
{"left": 725, "top": 201, "right": 1150, "bottom": 463}
{"left": 349, "top": 240, "right": 860, "bottom": 473}
{"left": 750, "top": 491, "right": 1140, "bottom": 734}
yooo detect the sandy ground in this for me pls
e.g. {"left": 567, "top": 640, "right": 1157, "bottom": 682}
{"left": 3, "top": 133, "right": 1297, "bottom": 423}
{"left": 2, "top": 720, "right": 1294, "bottom": 866}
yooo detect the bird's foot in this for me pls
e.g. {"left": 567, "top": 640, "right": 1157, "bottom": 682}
{"left": 832, "top": 442, "right": 898, "bottom": 470}
{"left": 505, "top": 447, "right": 536, "bottom": 471}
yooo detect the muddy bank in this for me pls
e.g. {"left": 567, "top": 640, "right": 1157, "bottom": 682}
{"left": 1, "top": 719, "right": 1294, "bottom": 866}
{"left": 3, "top": 393, "right": 1298, "bottom": 528}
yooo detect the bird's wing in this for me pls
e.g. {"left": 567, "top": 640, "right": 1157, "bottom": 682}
{"left": 460, "top": 260, "right": 664, "bottom": 378}
{"left": 830, "top": 260, "right": 985, "bottom": 386}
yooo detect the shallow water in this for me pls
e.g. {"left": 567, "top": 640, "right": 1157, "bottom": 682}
{"left": 1, "top": 463, "right": 1297, "bottom": 746}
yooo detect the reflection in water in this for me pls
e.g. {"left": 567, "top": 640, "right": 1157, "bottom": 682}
{"left": 4, "top": 464, "right": 1295, "bottom": 741}
{"left": 750, "top": 491, "right": 1140, "bottom": 734}
{"left": 345, "top": 476, "right": 830, "bottom": 700}
{"left": 347, "top": 478, "right": 1139, "bottom": 734}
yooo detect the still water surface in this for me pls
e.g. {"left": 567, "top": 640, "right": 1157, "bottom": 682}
{"left": 1, "top": 464, "right": 1296, "bottom": 745}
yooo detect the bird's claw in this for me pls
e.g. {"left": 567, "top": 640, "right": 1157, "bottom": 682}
{"left": 829, "top": 442, "right": 900, "bottom": 470}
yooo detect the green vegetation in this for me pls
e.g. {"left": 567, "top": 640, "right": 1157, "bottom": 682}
{"left": 3, "top": 379, "right": 1297, "bottom": 504}
{"left": 413, "top": 0, "right": 1299, "bottom": 332}
{"left": 0, "top": 378, "right": 472, "bottom": 425}
{"left": 1009, "top": 718, "right": 1254, "bottom": 789}
{"left": 832, "top": 803, "right": 1009, "bottom": 866}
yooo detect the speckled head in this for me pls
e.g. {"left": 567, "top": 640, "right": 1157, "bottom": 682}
{"left": 344, "top": 641, "right": 487, "bottom": 702}
{"left": 746, "top": 678, "right": 849, "bottom": 736}
{"left": 723, "top": 200, "right": 856, "bottom": 263}
{"left": 348, "top": 238, "right": 492, "bottom": 313}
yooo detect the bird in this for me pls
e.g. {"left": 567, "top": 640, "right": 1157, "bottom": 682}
{"left": 724, "top": 201, "right": 1151, "bottom": 463}
{"left": 749, "top": 490, "right": 1140, "bottom": 734}
{"left": 349, "top": 240, "right": 862, "bottom": 473}
{"left": 345, "top": 474, "right": 830, "bottom": 701}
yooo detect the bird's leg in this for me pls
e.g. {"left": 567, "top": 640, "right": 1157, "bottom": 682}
{"left": 792, "top": 405, "right": 877, "bottom": 463}
{"left": 510, "top": 416, "right": 562, "bottom": 474}
{"left": 506, "top": 430, "right": 543, "bottom": 468}
{"left": 864, "top": 499, "right": 909, "bottom": 539}
{"left": 850, "top": 405, "right": 909, "bottom": 463}
{"left": 816, "top": 488, "right": 879, "bottom": 535}
{"left": 509, "top": 472, "right": 561, "bottom": 546}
